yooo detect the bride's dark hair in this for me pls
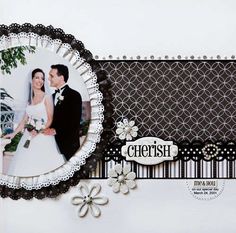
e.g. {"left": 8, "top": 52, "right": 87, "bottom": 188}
{"left": 28, "top": 68, "right": 45, "bottom": 104}
{"left": 32, "top": 68, "right": 45, "bottom": 92}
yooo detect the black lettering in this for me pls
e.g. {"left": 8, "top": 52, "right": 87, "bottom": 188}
{"left": 156, "top": 145, "right": 163, "bottom": 157}
{"left": 163, "top": 145, "right": 171, "bottom": 157}
{"left": 134, "top": 145, "right": 142, "bottom": 157}
{"left": 127, "top": 145, "right": 134, "bottom": 157}
{"left": 148, "top": 145, "right": 153, "bottom": 157}
{"left": 141, "top": 145, "right": 148, "bottom": 157}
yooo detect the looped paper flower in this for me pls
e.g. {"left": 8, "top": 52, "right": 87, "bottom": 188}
{"left": 116, "top": 118, "right": 138, "bottom": 140}
{"left": 71, "top": 183, "right": 109, "bottom": 218}
{"left": 107, "top": 164, "right": 136, "bottom": 194}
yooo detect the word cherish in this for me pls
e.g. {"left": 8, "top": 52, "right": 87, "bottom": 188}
{"left": 121, "top": 137, "right": 178, "bottom": 165}
{"left": 127, "top": 143, "right": 171, "bottom": 158}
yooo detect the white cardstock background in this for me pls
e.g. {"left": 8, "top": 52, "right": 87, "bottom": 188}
{"left": 1, "top": 0, "right": 236, "bottom": 233}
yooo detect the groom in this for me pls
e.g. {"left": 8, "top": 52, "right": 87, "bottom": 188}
{"left": 44, "top": 64, "right": 82, "bottom": 160}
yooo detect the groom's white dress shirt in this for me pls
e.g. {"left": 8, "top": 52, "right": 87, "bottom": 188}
{"left": 54, "top": 83, "right": 67, "bottom": 105}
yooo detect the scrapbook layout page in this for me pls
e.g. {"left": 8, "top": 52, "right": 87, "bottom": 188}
{"left": 1, "top": 1, "right": 236, "bottom": 233}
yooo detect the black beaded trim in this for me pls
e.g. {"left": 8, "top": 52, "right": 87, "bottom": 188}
{"left": 0, "top": 23, "right": 112, "bottom": 200}
{"left": 104, "top": 140, "right": 236, "bottom": 162}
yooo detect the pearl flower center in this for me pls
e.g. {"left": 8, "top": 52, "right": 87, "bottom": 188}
{"left": 118, "top": 174, "right": 125, "bottom": 183}
{"left": 124, "top": 126, "right": 131, "bottom": 133}
{"left": 85, "top": 196, "right": 93, "bottom": 204}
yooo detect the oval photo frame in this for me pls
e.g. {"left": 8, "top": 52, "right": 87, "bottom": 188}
{"left": 0, "top": 23, "right": 111, "bottom": 199}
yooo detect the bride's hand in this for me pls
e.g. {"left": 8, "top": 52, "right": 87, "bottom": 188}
{"left": 2, "top": 133, "right": 15, "bottom": 139}
{"left": 43, "top": 128, "right": 56, "bottom": 136}
{"left": 30, "top": 130, "right": 38, "bottom": 138}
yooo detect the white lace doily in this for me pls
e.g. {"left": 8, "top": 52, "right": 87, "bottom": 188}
{"left": 0, "top": 32, "right": 104, "bottom": 190}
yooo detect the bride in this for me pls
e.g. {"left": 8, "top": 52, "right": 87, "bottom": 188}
{"left": 3, "top": 68, "right": 66, "bottom": 177}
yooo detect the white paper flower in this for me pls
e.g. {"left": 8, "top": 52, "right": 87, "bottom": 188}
{"left": 116, "top": 118, "right": 138, "bottom": 140}
{"left": 71, "top": 183, "right": 108, "bottom": 218}
{"left": 107, "top": 164, "right": 136, "bottom": 194}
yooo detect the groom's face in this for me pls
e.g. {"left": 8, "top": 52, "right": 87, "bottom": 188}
{"left": 49, "top": 69, "right": 63, "bottom": 88}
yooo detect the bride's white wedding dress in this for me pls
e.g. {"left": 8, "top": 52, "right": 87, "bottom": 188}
{"left": 7, "top": 96, "right": 66, "bottom": 177}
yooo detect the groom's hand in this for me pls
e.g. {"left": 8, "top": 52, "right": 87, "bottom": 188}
{"left": 43, "top": 128, "right": 56, "bottom": 136}
{"left": 30, "top": 130, "right": 38, "bottom": 138}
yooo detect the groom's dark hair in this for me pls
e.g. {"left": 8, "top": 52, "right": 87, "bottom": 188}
{"left": 51, "top": 64, "right": 69, "bottom": 82}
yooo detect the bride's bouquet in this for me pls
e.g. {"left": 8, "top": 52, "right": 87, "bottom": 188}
{"left": 23, "top": 117, "right": 46, "bottom": 148}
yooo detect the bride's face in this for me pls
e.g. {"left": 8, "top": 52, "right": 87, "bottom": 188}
{"left": 32, "top": 72, "right": 45, "bottom": 90}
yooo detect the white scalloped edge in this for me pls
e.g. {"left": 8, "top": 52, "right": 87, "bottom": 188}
{"left": 94, "top": 55, "right": 236, "bottom": 60}
{"left": 0, "top": 33, "right": 104, "bottom": 190}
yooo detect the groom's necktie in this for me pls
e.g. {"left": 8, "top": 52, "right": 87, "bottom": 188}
{"left": 54, "top": 89, "right": 60, "bottom": 94}
{"left": 54, "top": 86, "right": 66, "bottom": 94}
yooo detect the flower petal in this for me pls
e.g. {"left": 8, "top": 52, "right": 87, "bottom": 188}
{"left": 71, "top": 196, "right": 84, "bottom": 205}
{"left": 119, "top": 132, "right": 126, "bottom": 140}
{"left": 126, "top": 133, "right": 132, "bottom": 141}
{"left": 120, "top": 183, "right": 129, "bottom": 194}
{"left": 78, "top": 183, "right": 89, "bottom": 197}
{"left": 114, "top": 164, "right": 122, "bottom": 174}
{"left": 130, "top": 130, "right": 138, "bottom": 138}
{"left": 116, "top": 121, "right": 124, "bottom": 128}
{"left": 112, "top": 182, "right": 120, "bottom": 193}
{"left": 108, "top": 169, "right": 118, "bottom": 178}
{"left": 89, "top": 183, "right": 101, "bottom": 197}
{"left": 126, "top": 172, "right": 136, "bottom": 180}
{"left": 126, "top": 180, "right": 136, "bottom": 189}
{"left": 123, "top": 165, "right": 131, "bottom": 175}
{"left": 123, "top": 118, "right": 129, "bottom": 126}
{"left": 78, "top": 203, "right": 89, "bottom": 217}
{"left": 128, "top": 121, "right": 135, "bottom": 127}
{"left": 116, "top": 128, "right": 124, "bottom": 135}
{"left": 89, "top": 204, "right": 101, "bottom": 217}
{"left": 107, "top": 177, "right": 117, "bottom": 186}
{"left": 132, "top": 126, "right": 139, "bottom": 132}
{"left": 93, "top": 197, "right": 109, "bottom": 205}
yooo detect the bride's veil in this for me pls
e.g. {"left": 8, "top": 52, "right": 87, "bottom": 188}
{"left": 13, "top": 71, "right": 32, "bottom": 124}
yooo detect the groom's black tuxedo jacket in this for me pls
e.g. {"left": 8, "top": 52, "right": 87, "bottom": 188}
{"left": 51, "top": 85, "right": 82, "bottom": 160}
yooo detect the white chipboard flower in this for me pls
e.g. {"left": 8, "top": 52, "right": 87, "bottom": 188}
{"left": 116, "top": 118, "right": 138, "bottom": 141}
{"left": 107, "top": 164, "right": 136, "bottom": 194}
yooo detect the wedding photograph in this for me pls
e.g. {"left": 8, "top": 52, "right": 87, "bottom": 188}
{"left": 0, "top": 46, "right": 91, "bottom": 177}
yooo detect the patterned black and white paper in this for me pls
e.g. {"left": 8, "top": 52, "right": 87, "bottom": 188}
{"left": 92, "top": 60, "right": 236, "bottom": 179}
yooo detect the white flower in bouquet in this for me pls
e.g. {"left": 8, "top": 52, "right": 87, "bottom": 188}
{"left": 35, "top": 120, "right": 44, "bottom": 131}
{"left": 24, "top": 119, "right": 45, "bottom": 148}
{"left": 29, "top": 118, "right": 36, "bottom": 126}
